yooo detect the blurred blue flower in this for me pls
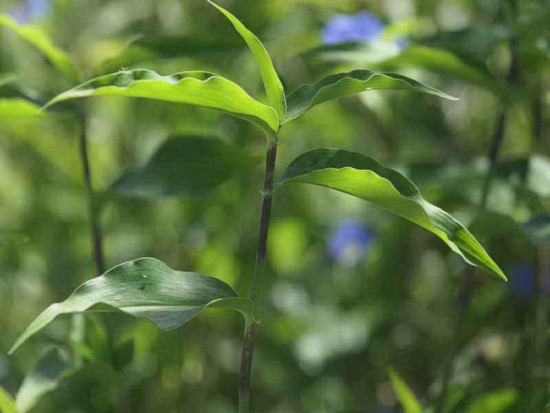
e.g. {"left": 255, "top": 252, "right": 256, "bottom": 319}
{"left": 512, "top": 264, "right": 535, "bottom": 297}
{"left": 328, "top": 219, "right": 375, "bottom": 266}
{"left": 322, "top": 12, "right": 385, "bottom": 45}
{"left": 10, "top": 0, "right": 50, "bottom": 23}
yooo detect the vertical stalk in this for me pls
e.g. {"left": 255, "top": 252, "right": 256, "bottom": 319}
{"left": 78, "top": 114, "right": 105, "bottom": 275}
{"left": 238, "top": 135, "right": 278, "bottom": 412}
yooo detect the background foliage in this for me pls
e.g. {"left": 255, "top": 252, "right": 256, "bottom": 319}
{"left": 0, "top": 0, "right": 548, "bottom": 412}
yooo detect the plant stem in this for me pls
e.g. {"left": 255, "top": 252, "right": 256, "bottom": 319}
{"left": 238, "top": 135, "right": 278, "bottom": 412}
{"left": 78, "top": 114, "right": 105, "bottom": 275}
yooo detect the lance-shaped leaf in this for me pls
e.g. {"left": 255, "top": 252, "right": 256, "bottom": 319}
{"left": 15, "top": 348, "right": 74, "bottom": 413}
{"left": 0, "top": 386, "right": 17, "bottom": 413}
{"left": 284, "top": 69, "right": 457, "bottom": 123}
{"left": 276, "top": 149, "right": 506, "bottom": 280}
{"left": 9, "top": 258, "right": 253, "bottom": 354}
{"left": 0, "top": 14, "right": 78, "bottom": 82}
{"left": 209, "top": 1, "right": 286, "bottom": 120}
{"left": 44, "top": 69, "right": 279, "bottom": 132}
{"left": 0, "top": 98, "right": 44, "bottom": 120}
{"left": 388, "top": 369, "right": 423, "bottom": 413}
{"left": 113, "top": 136, "right": 246, "bottom": 197}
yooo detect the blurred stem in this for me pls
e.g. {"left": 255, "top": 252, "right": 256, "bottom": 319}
{"left": 238, "top": 134, "right": 278, "bottom": 412}
{"left": 78, "top": 114, "right": 105, "bottom": 275}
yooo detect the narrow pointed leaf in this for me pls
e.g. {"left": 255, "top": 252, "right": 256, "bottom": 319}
{"left": 276, "top": 149, "right": 506, "bottom": 280}
{"left": 388, "top": 369, "right": 423, "bottom": 413}
{"left": 284, "top": 69, "right": 457, "bottom": 123}
{"left": 209, "top": 1, "right": 286, "bottom": 120}
{"left": 44, "top": 69, "right": 279, "bottom": 132}
{"left": 113, "top": 136, "right": 245, "bottom": 197}
{"left": 0, "top": 387, "right": 17, "bottom": 413}
{"left": 9, "top": 258, "right": 253, "bottom": 354}
{"left": 0, "top": 14, "right": 78, "bottom": 82}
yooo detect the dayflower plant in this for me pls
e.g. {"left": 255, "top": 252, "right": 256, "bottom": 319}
{"left": 8, "top": 2, "right": 507, "bottom": 412}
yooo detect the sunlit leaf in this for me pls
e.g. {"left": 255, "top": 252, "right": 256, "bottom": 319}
{"left": 0, "top": 386, "right": 17, "bottom": 413}
{"left": 209, "top": 1, "right": 286, "bottom": 120}
{"left": 464, "top": 389, "right": 518, "bottom": 413}
{"left": 0, "top": 98, "right": 44, "bottom": 120}
{"left": 284, "top": 69, "right": 457, "bottom": 122}
{"left": 276, "top": 149, "right": 506, "bottom": 280}
{"left": 9, "top": 257, "right": 253, "bottom": 354}
{"left": 0, "top": 14, "right": 78, "bottom": 82}
{"left": 113, "top": 136, "right": 245, "bottom": 197}
{"left": 43, "top": 69, "right": 279, "bottom": 132}
{"left": 16, "top": 348, "right": 74, "bottom": 413}
{"left": 388, "top": 369, "right": 423, "bottom": 413}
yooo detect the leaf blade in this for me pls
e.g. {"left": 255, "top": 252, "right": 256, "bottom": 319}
{"left": 284, "top": 69, "right": 457, "bottom": 122}
{"left": 113, "top": 136, "right": 244, "bottom": 197}
{"left": 209, "top": 1, "right": 286, "bottom": 120}
{"left": 276, "top": 149, "right": 506, "bottom": 280}
{"left": 9, "top": 257, "right": 253, "bottom": 354}
{"left": 0, "top": 14, "right": 78, "bottom": 82}
{"left": 0, "top": 386, "right": 17, "bottom": 413}
{"left": 388, "top": 369, "right": 423, "bottom": 413}
{"left": 44, "top": 69, "right": 279, "bottom": 132}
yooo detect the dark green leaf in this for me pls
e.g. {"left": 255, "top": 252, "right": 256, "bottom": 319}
{"left": 113, "top": 136, "right": 244, "bottom": 197}
{"left": 0, "top": 386, "right": 17, "bottom": 413}
{"left": 15, "top": 348, "right": 74, "bottom": 413}
{"left": 43, "top": 69, "right": 279, "bottom": 132}
{"left": 284, "top": 70, "right": 457, "bottom": 123}
{"left": 388, "top": 369, "right": 423, "bottom": 413}
{"left": 9, "top": 257, "right": 253, "bottom": 354}
{"left": 209, "top": 1, "right": 286, "bottom": 120}
{"left": 276, "top": 149, "right": 506, "bottom": 280}
{"left": 0, "top": 14, "right": 79, "bottom": 82}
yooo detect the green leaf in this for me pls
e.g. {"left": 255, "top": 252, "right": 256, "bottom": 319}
{"left": 284, "top": 69, "right": 457, "bottom": 123}
{"left": 276, "top": 149, "right": 506, "bottom": 280}
{"left": 209, "top": 1, "right": 286, "bottom": 120}
{"left": 0, "top": 386, "right": 17, "bottom": 413}
{"left": 0, "top": 14, "right": 78, "bottom": 82}
{"left": 464, "top": 389, "right": 518, "bottom": 413}
{"left": 43, "top": 69, "right": 279, "bottom": 132}
{"left": 113, "top": 136, "right": 245, "bottom": 197}
{"left": 0, "top": 98, "right": 45, "bottom": 120}
{"left": 15, "top": 348, "right": 74, "bottom": 413}
{"left": 0, "top": 73, "right": 16, "bottom": 89}
{"left": 9, "top": 257, "right": 253, "bottom": 354}
{"left": 379, "top": 46, "right": 496, "bottom": 89}
{"left": 388, "top": 369, "right": 423, "bottom": 413}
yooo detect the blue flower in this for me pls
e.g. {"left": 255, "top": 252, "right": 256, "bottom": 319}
{"left": 328, "top": 219, "right": 375, "bottom": 266}
{"left": 322, "top": 12, "right": 385, "bottom": 45}
{"left": 10, "top": 0, "right": 50, "bottom": 23}
{"left": 512, "top": 264, "right": 535, "bottom": 297}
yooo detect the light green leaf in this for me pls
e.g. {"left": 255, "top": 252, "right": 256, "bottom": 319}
{"left": 16, "top": 349, "right": 73, "bottom": 413}
{"left": 209, "top": 1, "right": 286, "bottom": 120}
{"left": 464, "top": 389, "right": 518, "bottom": 413}
{"left": 276, "top": 149, "right": 506, "bottom": 280}
{"left": 113, "top": 136, "right": 245, "bottom": 197}
{"left": 9, "top": 257, "right": 253, "bottom": 354}
{"left": 0, "top": 14, "right": 78, "bottom": 82}
{"left": 0, "top": 98, "right": 44, "bottom": 120}
{"left": 284, "top": 69, "right": 457, "bottom": 122}
{"left": 0, "top": 386, "right": 17, "bottom": 413}
{"left": 388, "top": 369, "right": 423, "bottom": 413}
{"left": 0, "top": 73, "right": 16, "bottom": 89}
{"left": 44, "top": 69, "right": 279, "bottom": 132}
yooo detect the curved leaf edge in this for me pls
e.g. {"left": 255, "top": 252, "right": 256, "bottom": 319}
{"left": 275, "top": 148, "right": 506, "bottom": 281}
{"left": 9, "top": 257, "right": 253, "bottom": 355}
